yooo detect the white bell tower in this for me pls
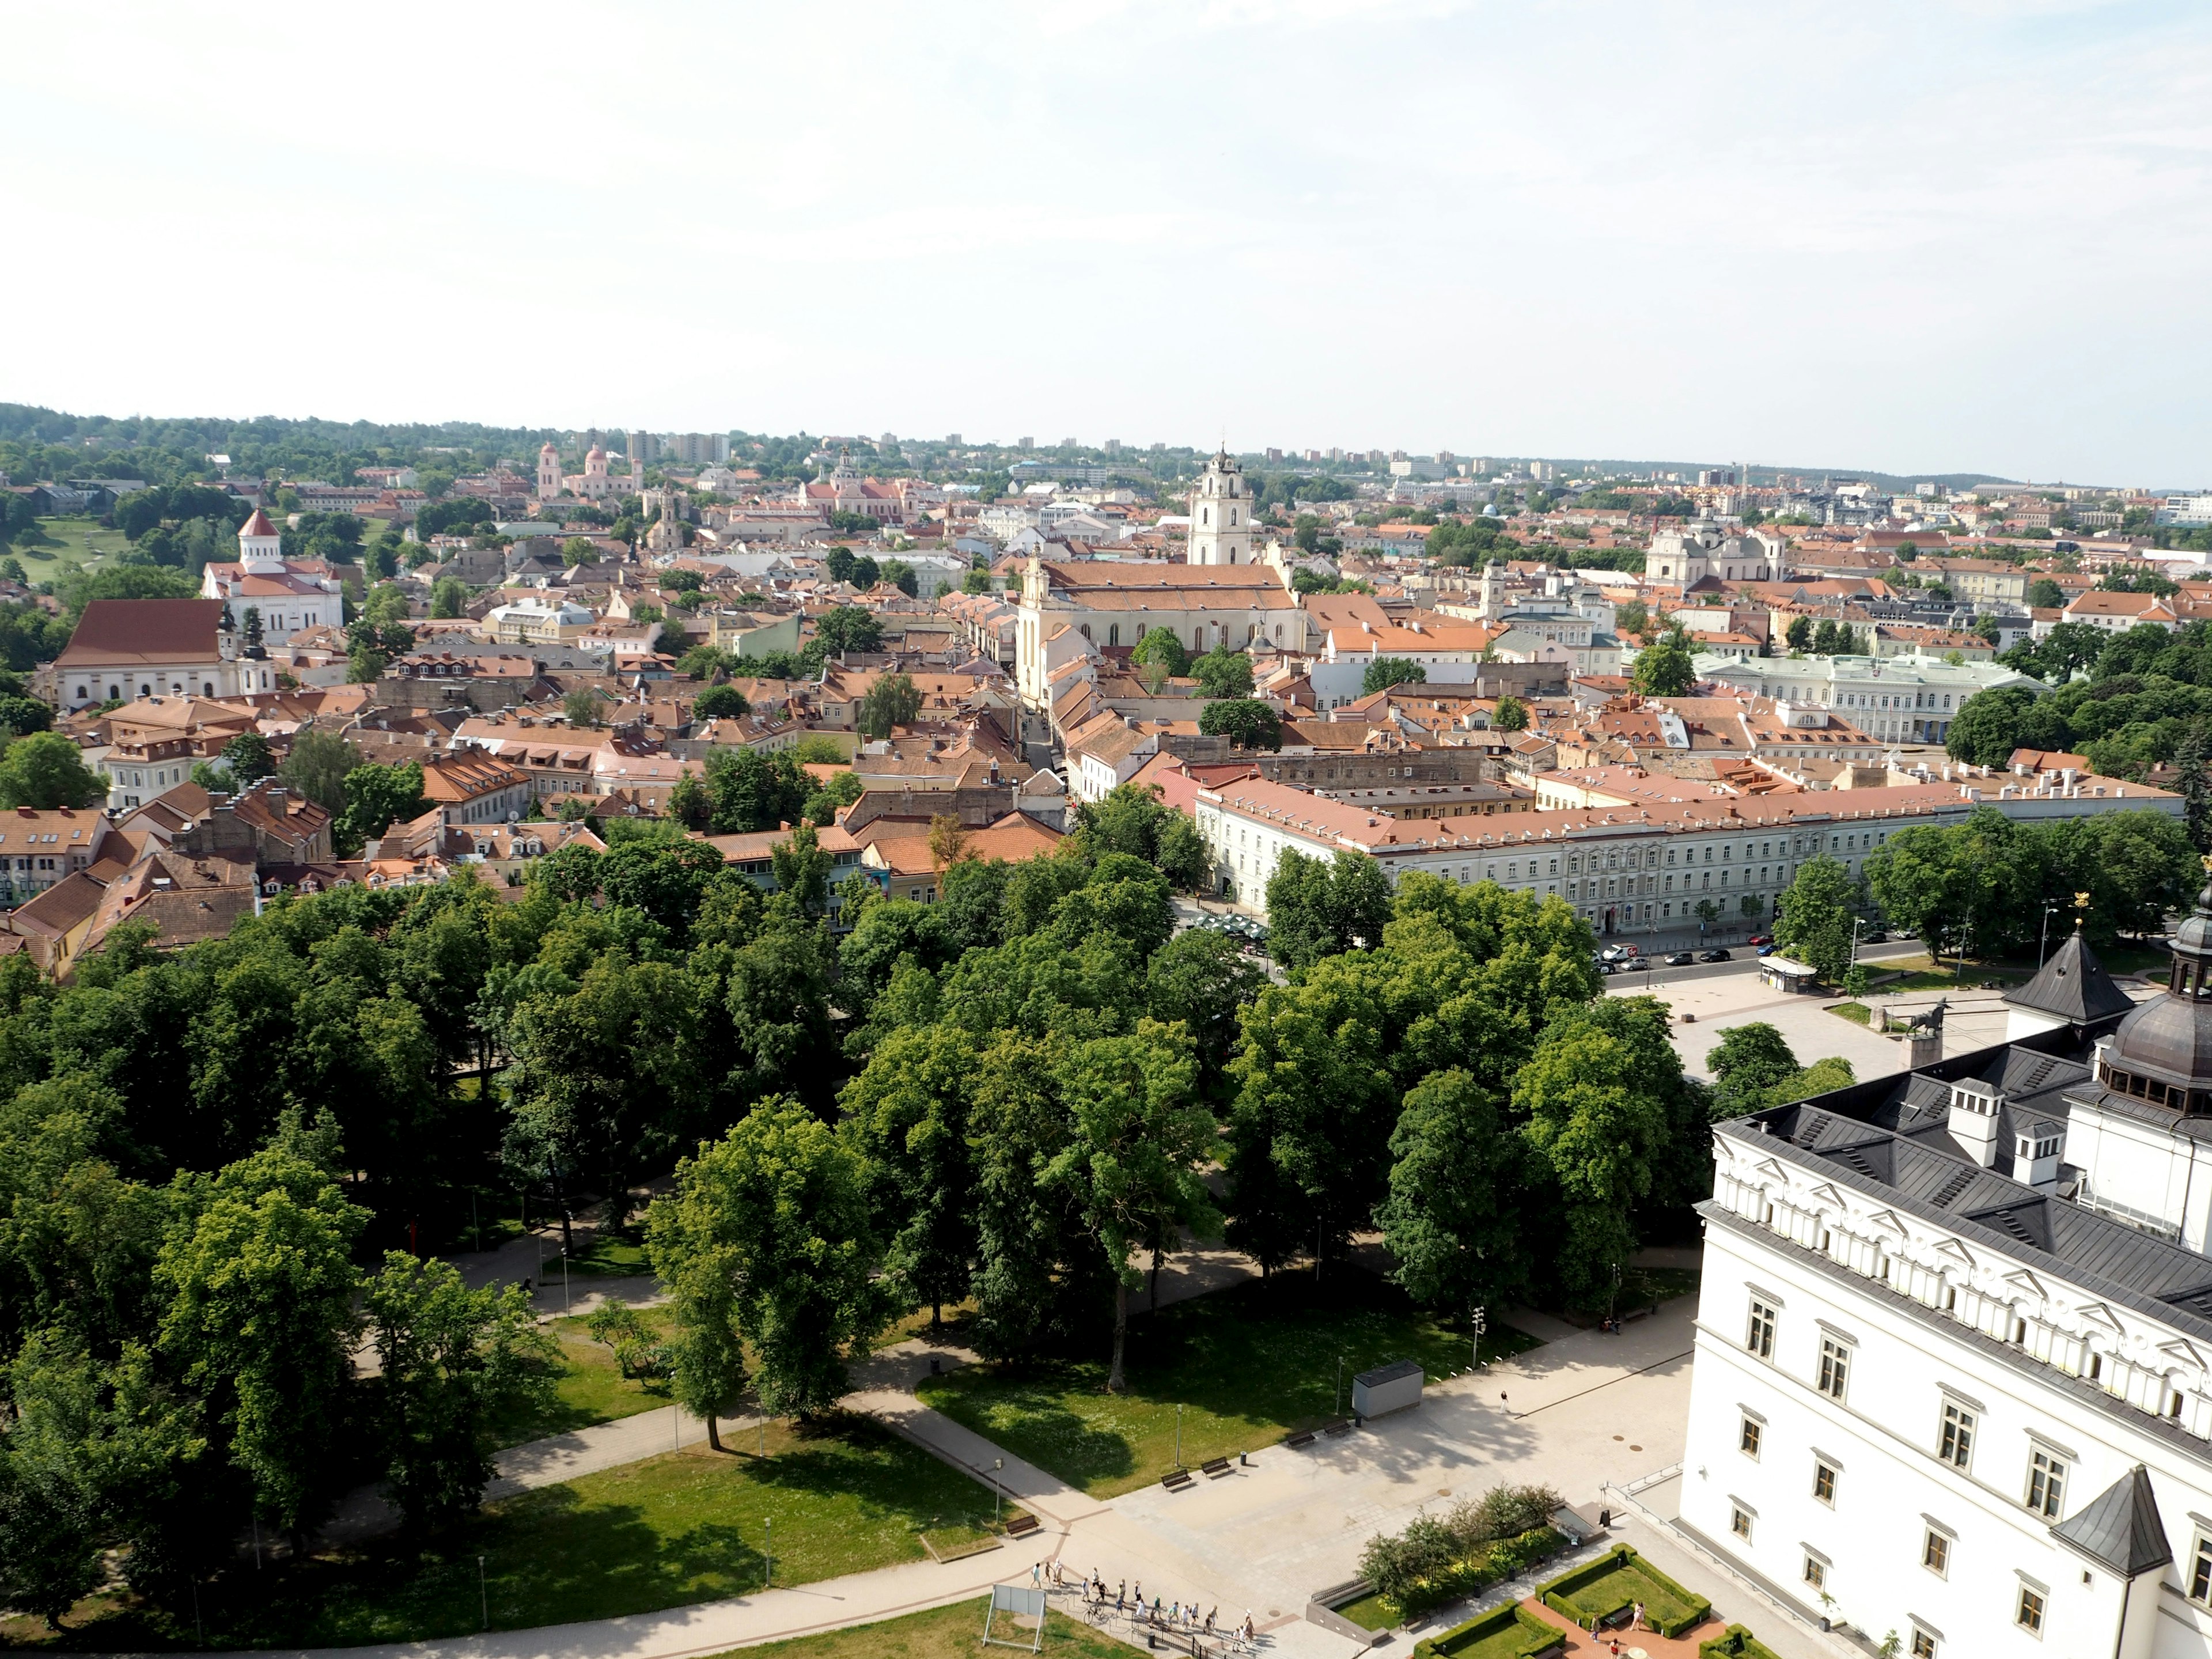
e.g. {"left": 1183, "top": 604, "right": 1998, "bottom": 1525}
{"left": 1188, "top": 446, "right": 1253, "bottom": 566}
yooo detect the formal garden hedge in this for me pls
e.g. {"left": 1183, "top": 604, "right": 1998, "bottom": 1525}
{"left": 1536, "top": 1545, "right": 1712, "bottom": 1640}
{"left": 1699, "top": 1624, "right": 1784, "bottom": 1659}
{"left": 1412, "top": 1601, "right": 1565, "bottom": 1659}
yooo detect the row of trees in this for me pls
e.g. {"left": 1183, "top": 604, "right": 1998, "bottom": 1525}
{"left": 1768, "top": 806, "right": 2198, "bottom": 980}
{"left": 1952, "top": 619, "right": 2212, "bottom": 791}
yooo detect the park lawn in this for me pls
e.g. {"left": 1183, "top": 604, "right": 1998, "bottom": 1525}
{"left": 548, "top": 1232, "right": 654, "bottom": 1276}
{"left": 916, "top": 1267, "right": 1538, "bottom": 1498}
{"left": 190, "top": 1412, "right": 1000, "bottom": 1648}
{"left": 16, "top": 515, "right": 126, "bottom": 569}
{"left": 489, "top": 1306, "right": 675, "bottom": 1447}
{"left": 704, "top": 1596, "right": 1135, "bottom": 1659}
{"left": 1828, "top": 1001, "right": 1872, "bottom": 1026}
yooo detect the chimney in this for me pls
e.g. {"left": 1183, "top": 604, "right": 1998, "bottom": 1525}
{"left": 1946, "top": 1078, "right": 2002, "bottom": 1166}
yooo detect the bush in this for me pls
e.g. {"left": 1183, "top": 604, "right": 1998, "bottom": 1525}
{"left": 1699, "top": 1626, "right": 1783, "bottom": 1659}
{"left": 585, "top": 1303, "right": 671, "bottom": 1381}
{"left": 1359, "top": 1517, "right": 1566, "bottom": 1622}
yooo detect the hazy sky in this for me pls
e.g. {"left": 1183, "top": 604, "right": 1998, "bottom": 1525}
{"left": 5, "top": 2, "right": 2208, "bottom": 483}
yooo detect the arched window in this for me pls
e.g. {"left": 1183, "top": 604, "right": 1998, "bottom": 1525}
{"left": 1108, "top": 624, "right": 1120, "bottom": 646}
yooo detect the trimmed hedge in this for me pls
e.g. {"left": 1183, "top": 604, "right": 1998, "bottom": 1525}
{"left": 1536, "top": 1545, "right": 1713, "bottom": 1640}
{"left": 1413, "top": 1601, "right": 1565, "bottom": 1659}
{"left": 1699, "top": 1624, "right": 1784, "bottom": 1659}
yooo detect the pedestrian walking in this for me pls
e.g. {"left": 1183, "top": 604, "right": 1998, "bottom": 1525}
{"left": 1116, "top": 1581, "right": 1126, "bottom": 1612}
{"left": 1631, "top": 1600, "right": 1646, "bottom": 1632}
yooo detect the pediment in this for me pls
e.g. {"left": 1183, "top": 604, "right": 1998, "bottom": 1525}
{"left": 1934, "top": 1237, "right": 1976, "bottom": 1267}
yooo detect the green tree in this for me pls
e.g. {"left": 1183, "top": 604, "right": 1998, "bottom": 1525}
{"left": 1044, "top": 1022, "right": 1221, "bottom": 1391}
{"left": 1784, "top": 615, "right": 1812, "bottom": 651}
{"left": 1376, "top": 1068, "right": 1531, "bottom": 1313}
{"left": 1707, "top": 1022, "right": 1800, "bottom": 1118}
{"left": 1493, "top": 694, "right": 1528, "bottom": 732}
{"left": 1866, "top": 808, "right": 2025, "bottom": 964}
{"left": 335, "top": 760, "right": 426, "bottom": 854}
{"left": 362, "top": 1253, "right": 555, "bottom": 1530}
{"left": 1945, "top": 685, "right": 2036, "bottom": 767}
{"left": 1615, "top": 599, "right": 1649, "bottom": 639}
{"left": 812, "top": 606, "right": 883, "bottom": 658}
{"left": 1191, "top": 646, "right": 1254, "bottom": 700}
{"left": 564, "top": 687, "right": 606, "bottom": 729}
{"left": 2027, "top": 577, "right": 2065, "bottom": 609}
{"left": 649, "top": 1099, "right": 884, "bottom": 1415}
{"left": 1631, "top": 628, "right": 1696, "bottom": 697}
{"left": 1773, "top": 855, "right": 1857, "bottom": 983}
{"left": 840, "top": 1025, "right": 978, "bottom": 1329}
{"left": 1361, "top": 657, "right": 1427, "bottom": 696}
{"left": 1263, "top": 848, "right": 1393, "bottom": 969}
{"left": 2173, "top": 721, "right": 2212, "bottom": 851}
{"left": 643, "top": 1160, "right": 749, "bottom": 1452}
{"left": 219, "top": 732, "right": 276, "bottom": 786}
{"left": 694, "top": 683, "right": 750, "bottom": 722}
{"left": 858, "top": 672, "right": 922, "bottom": 738}
{"left": 1131, "top": 627, "right": 1191, "bottom": 676}
{"left": 1070, "top": 782, "right": 1209, "bottom": 889}
{"left": 0, "top": 733, "right": 105, "bottom": 809}
{"left": 157, "top": 1143, "right": 366, "bottom": 1538}
{"left": 429, "top": 577, "right": 469, "bottom": 619}
{"left": 0, "top": 694, "right": 52, "bottom": 737}
{"left": 1514, "top": 999, "right": 1672, "bottom": 1310}
{"left": 1145, "top": 927, "right": 1267, "bottom": 1094}
{"left": 1198, "top": 697, "right": 1282, "bottom": 751}
{"left": 770, "top": 820, "right": 834, "bottom": 915}
{"left": 279, "top": 729, "right": 359, "bottom": 812}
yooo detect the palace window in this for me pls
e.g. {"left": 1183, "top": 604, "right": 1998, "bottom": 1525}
{"left": 1746, "top": 1299, "right": 1776, "bottom": 1359}
{"left": 2027, "top": 1450, "right": 2067, "bottom": 1520}
{"left": 1818, "top": 1339, "right": 1850, "bottom": 1401}
{"left": 2016, "top": 1585, "right": 2044, "bottom": 1635}
{"left": 1812, "top": 1460, "right": 1836, "bottom": 1504}
{"left": 1738, "top": 1415, "right": 1762, "bottom": 1459}
{"left": 1922, "top": 1528, "right": 1950, "bottom": 1577}
{"left": 1938, "top": 1403, "right": 1975, "bottom": 1470}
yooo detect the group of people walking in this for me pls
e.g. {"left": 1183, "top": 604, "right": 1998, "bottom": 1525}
{"left": 1033, "top": 1559, "right": 1259, "bottom": 1649}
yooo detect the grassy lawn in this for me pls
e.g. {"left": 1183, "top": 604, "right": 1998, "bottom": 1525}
{"left": 1828, "top": 1001, "right": 1872, "bottom": 1026}
{"left": 915, "top": 1267, "right": 1538, "bottom": 1498}
{"left": 16, "top": 515, "right": 126, "bottom": 570}
{"left": 544, "top": 1232, "right": 654, "bottom": 1277}
{"left": 488, "top": 1307, "right": 675, "bottom": 1447}
{"left": 1334, "top": 1590, "right": 1398, "bottom": 1630}
{"left": 1543, "top": 1553, "right": 1703, "bottom": 1631}
{"left": 14, "top": 1413, "right": 1005, "bottom": 1649}
{"left": 703, "top": 1596, "right": 1134, "bottom": 1659}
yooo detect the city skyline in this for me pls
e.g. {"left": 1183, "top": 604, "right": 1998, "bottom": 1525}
{"left": 5, "top": 2, "right": 2209, "bottom": 483}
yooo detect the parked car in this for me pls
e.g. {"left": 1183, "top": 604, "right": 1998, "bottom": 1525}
{"left": 1592, "top": 958, "right": 1618, "bottom": 975}
{"left": 1861, "top": 928, "right": 1889, "bottom": 944}
{"left": 1699, "top": 948, "right": 1732, "bottom": 963}
{"left": 1599, "top": 945, "right": 1632, "bottom": 963}
{"left": 1757, "top": 943, "right": 1781, "bottom": 957}
{"left": 1664, "top": 951, "right": 1696, "bottom": 965}
{"left": 1747, "top": 933, "right": 1772, "bottom": 947}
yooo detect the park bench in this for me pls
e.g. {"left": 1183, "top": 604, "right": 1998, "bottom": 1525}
{"left": 1284, "top": 1429, "right": 1318, "bottom": 1449}
{"left": 1161, "top": 1467, "right": 1195, "bottom": 1491}
{"left": 1200, "top": 1456, "right": 1233, "bottom": 1478}
{"left": 1323, "top": 1418, "right": 1356, "bottom": 1437}
{"left": 1005, "top": 1513, "right": 1041, "bottom": 1537}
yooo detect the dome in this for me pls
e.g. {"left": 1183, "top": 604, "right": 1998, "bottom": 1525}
{"left": 2099, "top": 876, "right": 2212, "bottom": 1112}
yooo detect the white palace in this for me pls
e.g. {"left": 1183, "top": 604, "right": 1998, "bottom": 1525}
{"left": 1686, "top": 895, "right": 2212, "bottom": 1659}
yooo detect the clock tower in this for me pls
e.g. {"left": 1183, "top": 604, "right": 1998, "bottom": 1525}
{"left": 1188, "top": 446, "right": 1253, "bottom": 566}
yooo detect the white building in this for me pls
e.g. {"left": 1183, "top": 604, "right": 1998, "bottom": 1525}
{"left": 1684, "top": 914, "right": 2212, "bottom": 1659}
{"left": 1696, "top": 652, "right": 2046, "bottom": 748}
{"left": 1648, "top": 521, "right": 1786, "bottom": 587}
{"left": 199, "top": 508, "right": 345, "bottom": 645}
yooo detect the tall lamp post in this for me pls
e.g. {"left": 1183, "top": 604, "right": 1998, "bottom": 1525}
{"left": 2039, "top": 902, "right": 2061, "bottom": 967}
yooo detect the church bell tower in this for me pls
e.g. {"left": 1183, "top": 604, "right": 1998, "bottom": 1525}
{"left": 1188, "top": 446, "right": 1252, "bottom": 566}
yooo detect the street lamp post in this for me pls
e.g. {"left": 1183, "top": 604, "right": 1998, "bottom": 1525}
{"left": 2039, "top": 902, "right": 2060, "bottom": 966}
{"left": 1470, "top": 1306, "right": 1487, "bottom": 1371}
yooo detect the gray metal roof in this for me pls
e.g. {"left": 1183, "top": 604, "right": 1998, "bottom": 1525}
{"left": 2005, "top": 932, "right": 2138, "bottom": 1027}
{"left": 2051, "top": 1465, "right": 2172, "bottom": 1578}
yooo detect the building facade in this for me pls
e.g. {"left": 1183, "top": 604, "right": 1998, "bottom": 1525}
{"left": 1683, "top": 910, "right": 2212, "bottom": 1659}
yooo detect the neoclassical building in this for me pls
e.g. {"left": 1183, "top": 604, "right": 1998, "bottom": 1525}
{"left": 1684, "top": 908, "right": 2212, "bottom": 1659}
{"left": 199, "top": 508, "right": 345, "bottom": 645}
{"left": 1013, "top": 556, "right": 1304, "bottom": 709}
{"left": 1649, "top": 521, "right": 1786, "bottom": 587}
